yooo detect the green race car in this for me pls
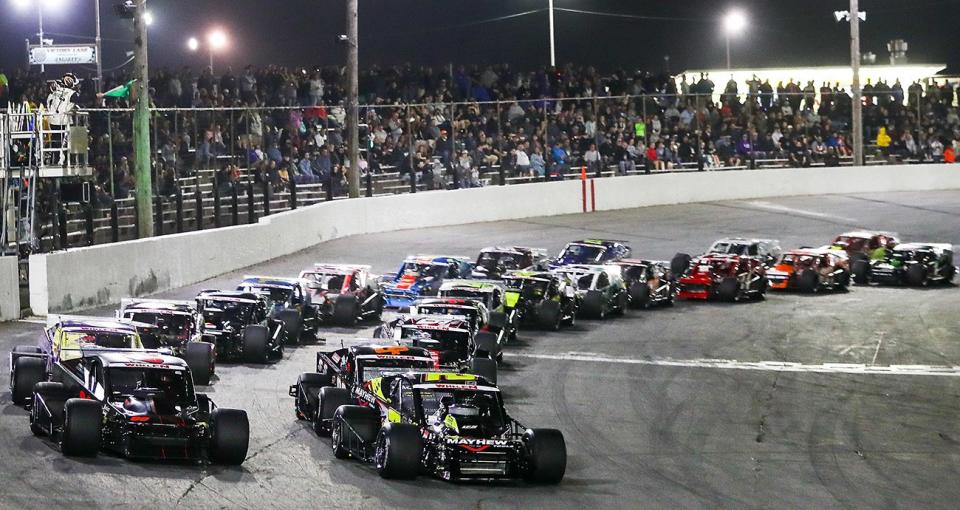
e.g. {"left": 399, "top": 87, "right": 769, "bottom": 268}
{"left": 501, "top": 271, "right": 580, "bottom": 330}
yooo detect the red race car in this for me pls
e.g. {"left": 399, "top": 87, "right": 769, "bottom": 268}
{"left": 766, "top": 248, "right": 850, "bottom": 292}
{"left": 677, "top": 254, "right": 768, "bottom": 301}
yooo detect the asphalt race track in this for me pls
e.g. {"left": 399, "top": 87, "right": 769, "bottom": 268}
{"left": 2, "top": 190, "right": 960, "bottom": 509}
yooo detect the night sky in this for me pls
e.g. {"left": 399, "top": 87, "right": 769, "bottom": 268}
{"left": 0, "top": 0, "right": 957, "bottom": 76}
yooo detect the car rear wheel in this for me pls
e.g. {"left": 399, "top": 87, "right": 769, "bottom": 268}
{"left": 296, "top": 373, "right": 332, "bottom": 419}
{"left": 798, "top": 270, "right": 819, "bottom": 293}
{"left": 470, "top": 357, "right": 498, "bottom": 385}
{"left": 31, "top": 382, "right": 67, "bottom": 436}
{"left": 906, "top": 264, "right": 928, "bottom": 286}
{"left": 275, "top": 309, "right": 303, "bottom": 345}
{"left": 333, "top": 405, "right": 380, "bottom": 459}
{"left": 580, "top": 291, "right": 605, "bottom": 319}
{"left": 314, "top": 387, "right": 352, "bottom": 436}
{"left": 184, "top": 342, "right": 215, "bottom": 386}
{"left": 210, "top": 408, "right": 250, "bottom": 465}
{"left": 537, "top": 300, "right": 562, "bottom": 331}
{"left": 61, "top": 399, "right": 101, "bottom": 457}
{"left": 241, "top": 325, "right": 270, "bottom": 363}
{"left": 12, "top": 356, "right": 46, "bottom": 407}
{"left": 629, "top": 282, "right": 650, "bottom": 309}
{"left": 333, "top": 295, "right": 359, "bottom": 326}
{"left": 375, "top": 423, "right": 422, "bottom": 479}
{"left": 717, "top": 277, "right": 739, "bottom": 301}
{"left": 852, "top": 258, "right": 870, "bottom": 284}
{"left": 524, "top": 428, "right": 567, "bottom": 484}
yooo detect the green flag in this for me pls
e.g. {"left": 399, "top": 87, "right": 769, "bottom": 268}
{"left": 634, "top": 121, "right": 646, "bottom": 138}
{"left": 103, "top": 79, "right": 137, "bottom": 98}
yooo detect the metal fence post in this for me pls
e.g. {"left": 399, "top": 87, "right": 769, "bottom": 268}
{"left": 110, "top": 202, "right": 119, "bottom": 242}
{"left": 57, "top": 204, "right": 68, "bottom": 250}
{"left": 195, "top": 186, "right": 204, "bottom": 230}
{"left": 262, "top": 180, "right": 271, "bottom": 216}
{"left": 213, "top": 185, "right": 221, "bottom": 228}
{"left": 289, "top": 178, "right": 298, "bottom": 209}
{"left": 499, "top": 165, "right": 505, "bottom": 186}
{"left": 247, "top": 181, "right": 256, "bottom": 224}
{"left": 154, "top": 195, "right": 163, "bottom": 236}
{"left": 365, "top": 171, "right": 373, "bottom": 198}
{"left": 85, "top": 204, "right": 95, "bottom": 246}
{"left": 231, "top": 185, "right": 240, "bottom": 224}
{"left": 327, "top": 174, "right": 334, "bottom": 201}
{"left": 175, "top": 187, "right": 184, "bottom": 233}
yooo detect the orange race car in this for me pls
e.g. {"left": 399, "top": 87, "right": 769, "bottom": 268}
{"left": 765, "top": 248, "right": 850, "bottom": 292}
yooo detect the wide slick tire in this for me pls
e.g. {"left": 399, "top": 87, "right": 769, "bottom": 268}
{"left": 670, "top": 253, "right": 692, "bottom": 277}
{"left": 852, "top": 258, "right": 870, "bottom": 284}
{"left": 524, "top": 428, "right": 567, "bottom": 484}
{"left": 906, "top": 264, "right": 927, "bottom": 286}
{"left": 333, "top": 405, "right": 380, "bottom": 459}
{"left": 717, "top": 277, "right": 739, "bottom": 301}
{"left": 31, "top": 382, "right": 67, "bottom": 437}
{"left": 469, "top": 357, "right": 498, "bottom": 385}
{"left": 536, "top": 300, "right": 562, "bottom": 331}
{"left": 333, "top": 295, "right": 359, "bottom": 326}
{"left": 375, "top": 423, "right": 422, "bottom": 480}
{"left": 473, "top": 331, "right": 500, "bottom": 360}
{"left": 580, "top": 290, "right": 606, "bottom": 319}
{"left": 210, "top": 408, "right": 250, "bottom": 465}
{"left": 798, "top": 269, "right": 819, "bottom": 293}
{"left": 241, "top": 325, "right": 270, "bottom": 363}
{"left": 61, "top": 398, "right": 101, "bottom": 457}
{"left": 275, "top": 309, "right": 303, "bottom": 345}
{"left": 12, "top": 356, "right": 46, "bottom": 406}
{"left": 183, "top": 341, "right": 215, "bottom": 385}
{"left": 629, "top": 282, "right": 650, "bottom": 309}
{"left": 314, "top": 387, "right": 352, "bottom": 436}
{"left": 296, "top": 372, "right": 332, "bottom": 419}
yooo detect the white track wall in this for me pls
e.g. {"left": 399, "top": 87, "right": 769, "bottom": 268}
{"left": 28, "top": 164, "right": 960, "bottom": 316}
{"left": 0, "top": 257, "right": 20, "bottom": 320}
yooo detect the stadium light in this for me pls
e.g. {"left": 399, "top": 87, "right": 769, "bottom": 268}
{"left": 187, "top": 36, "right": 199, "bottom": 51}
{"left": 208, "top": 29, "right": 227, "bottom": 50}
{"left": 722, "top": 9, "right": 748, "bottom": 69}
{"left": 142, "top": 10, "right": 153, "bottom": 26}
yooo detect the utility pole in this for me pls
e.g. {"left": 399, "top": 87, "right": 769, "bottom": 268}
{"left": 133, "top": 0, "right": 153, "bottom": 237}
{"left": 95, "top": 0, "right": 103, "bottom": 95}
{"left": 37, "top": 2, "right": 44, "bottom": 74}
{"left": 548, "top": 0, "right": 556, "bottom": 67}
{"left": 849, "top": 0, "right": 864, "bottom": 166}
{"left": 346, "top": 0, "right": 360, "bottom": 198}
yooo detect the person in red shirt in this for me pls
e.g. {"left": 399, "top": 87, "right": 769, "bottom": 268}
{"left": 646, "top": 143, "right": 659, "bottom": 171}
{"left": 944, "top": 146, "right": 955, "bottom": 163}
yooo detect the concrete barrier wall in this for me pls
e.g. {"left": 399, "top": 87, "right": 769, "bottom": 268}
{"left": 0, "top": 257, "right": 20, "bottom": 320}
{"left": 29, "top": 164, "right": 960, "bottom": 316}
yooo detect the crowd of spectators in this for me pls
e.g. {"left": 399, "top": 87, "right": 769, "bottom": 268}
{"left": 3, "top": 62, "right": 960, "bottom": 199}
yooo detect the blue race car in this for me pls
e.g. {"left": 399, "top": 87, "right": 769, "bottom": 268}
{"left": 551, "top": 239, "right": 631, "bottom": 268}
{"left": 380, "top": 255, "right": 474, "bottom": 309}
{"left": 236, "top": 275, "right": 320, "bottom": 344}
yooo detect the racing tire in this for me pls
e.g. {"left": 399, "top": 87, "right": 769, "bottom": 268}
{"left": 488, "top": 311, "right": 507, "bottom": 330}
{"left": 944, "top": 265, "right": 957, "bottom": 284}
{"left": 275, "top": 309, "right": 303, "bottom": 345}
{"left": 852, "top": 259, "right": 870, "bottom": 285}
{"left": 670, "top": 253, "right": 692, "bottom": 278}
{"left": 798, "top": 270, "right": 819, "bottom": 293}
{"left": 333, "top": 405, "right": 380, "bottom": 459}
{"left": 581, "top": 291, "right": 606, "bottom": 319}
{"left": 629, "top": 282, "right": 650, "bottom": 309}
{"left": 333, "top": 295, "right": 359, "bottom": 327}
{"left": 717, "top": 278, "right": 739, "bottom": 302}
{"left": 470, "top": 357, "right": 498, "bottom": 385}
{"left": 473, "top": 332, "right": 500, "bottom": 360}
{"left": 12, "top": 356, "right": 46, "bottom": 406}
{"left": 755, "top": 276, "right": 768, "bottom": 299}
{"left": 371, "top": 295, "right": 385, "bottom": 321}
{"left": 613, "top": 291, "right": 628, "bottom": 314}
{"left": 835, "top": 270, "right": 851, "bottom": 291}
{"left": 13, "top": 345, "right": 42, "bottom": 354}
{"left": 296, "top": 373, "right": 332, "bottom": 420}
{"left": 183, "top": 342, "right": 215, "bottom": 386}
{"left": 31, "top": 382, "right": 67, "bottom": 436}
{"left": 375, "top": 423, "right": 423, "bottom": 480}
{"left": 60, "top": 399, "right": 101, "bottom": 457}
{"left": 314, "top": 387, "right": 352, "bottom": 436}
{"left": 210, "top": 408, "right": 250, "bottom": 465}
{"left": 241, "top": 325, "right": 270, "bottom": 364}
{"left": 906, "top": 264, "right": 928, "bottom": 286}
{"left": 524, "top": 428, "right": 567, "bottom": 484}
{"left": 537, "top": 300, "right": 562, "bottom": 331}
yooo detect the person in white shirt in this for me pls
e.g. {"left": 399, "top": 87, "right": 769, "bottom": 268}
{"left": 514, "top": 144, "right": 530, "bottom": 177}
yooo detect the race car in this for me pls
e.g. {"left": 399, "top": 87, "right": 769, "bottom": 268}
{"left": 374, "top": 315, "right": 498, "bottom": 384}
{"left": 765, "top": 248, "right": 850, "bottom": 292}
{"left": 410, "top": 297, "right": 505, "bottom": 356}
{"left": 116, "top": 299, "right": 217, "bottom": 385}
{"left": 10, "top": 317, "right": 146, "bottom": 406}
{"left": 704, "top": 238, "right": 782, "bottom": 267}
{"left": 502, "top": 271, "right": 579, "bottom": 330}
{"left": 676, "top": 254, "right": 768, "bottom": 301}
{"left": 380, "top": 255, "right": 475, "bottom": 309}
{"left": 857, "top": 243, "right": 956, "bottom": 286}
{"left": 551, "top": 239, "right": 631, "bottom": 268}
{"left": 290, "top": 341, "right": 437, "bottom": 435}
{"left": 28, "top": 350, "right": 248, "bottom": 464}
{"left": 438, "top": 279, "right": 519, "bottom": 344}
{"left": 471, "top": 246, "right": 549, "bottom": 280}
{"left": 552, "top": 265, "right": 629, "bottom": 319}
{"left": 614, "top": 259, "right": 676, "bottom": 308}
{"left": 828, "top": 231, "right": 900, "bottom": 280}
{"left": 195, "top": 290, "right": 285, "bottom": 363}
{"left": 299, "top": 264, "right": 384, "bottom": 326}
{"left": 236, "top": 275, "right": 321, "bottom": 343}
{"left": 326, "top": 371, "right": 566, "bottom": 483}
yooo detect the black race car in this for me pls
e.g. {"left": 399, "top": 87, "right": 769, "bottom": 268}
{"left": 236, "top": 275, "right": 321, "bottom": 344}
{"left": 501, "top": 271, "right": 579, "bottom": 330}
{"left": 117, "top": 299, "right": 217, "bottom": 385}
{"left": 299, "top": 264, "right": 385, "bottom": 326}
{"left": 471, "top": 246, "right": 549, "bottom": 280}
{"left": 29, "top": 350, "right": 248, "bottom": 464}
{"left": 290, "top": 342, "right": 437, "bottom": 435}
{"left": 374, "top": 315, "right": 498, "bottom": 384}
{"left": 327, "top": 371, "right": 565, "bottom": 483}
{"left": 195, "top": 290, "right": 285, "bottom": 363}
{"left": 550, "top": 239, "right": 631, "bottom": 268}
{"left": 614, "top": 259, "right": 676, "bottom": 308}
{"left": 858, "top": 243, "right": 956, "bottom": 286}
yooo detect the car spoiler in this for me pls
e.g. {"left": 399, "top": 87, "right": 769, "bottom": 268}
{"left": 47, "top": 314, "right": 155, "bottom": 330}
{"left": 118, "top": 298, "right": 195, "bottom": 316}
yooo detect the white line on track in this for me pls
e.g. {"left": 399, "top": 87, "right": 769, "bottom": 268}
{"left": 745, "top": 200, "right": 857, "bottom": 223}
{"left": 505, "top": 351, "right": 960, "bottom": 377}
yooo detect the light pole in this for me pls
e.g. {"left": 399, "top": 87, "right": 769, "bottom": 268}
{"left": 835, "top": 3, "right": 865, "bottom": 166}
{"left": 95, "top": 0, "right": 102, "bottom": 94}
{"left": 548, "top": 0, "right": 556, "bottom": 67}
{"left": 133, "top": 0, "right": 152, "bottom": 238}
{"left": 722, "top": 9, "right": 747, "bottom": 70}
{"left": 189, "top": 30, "right": 226, "bottom": 74}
